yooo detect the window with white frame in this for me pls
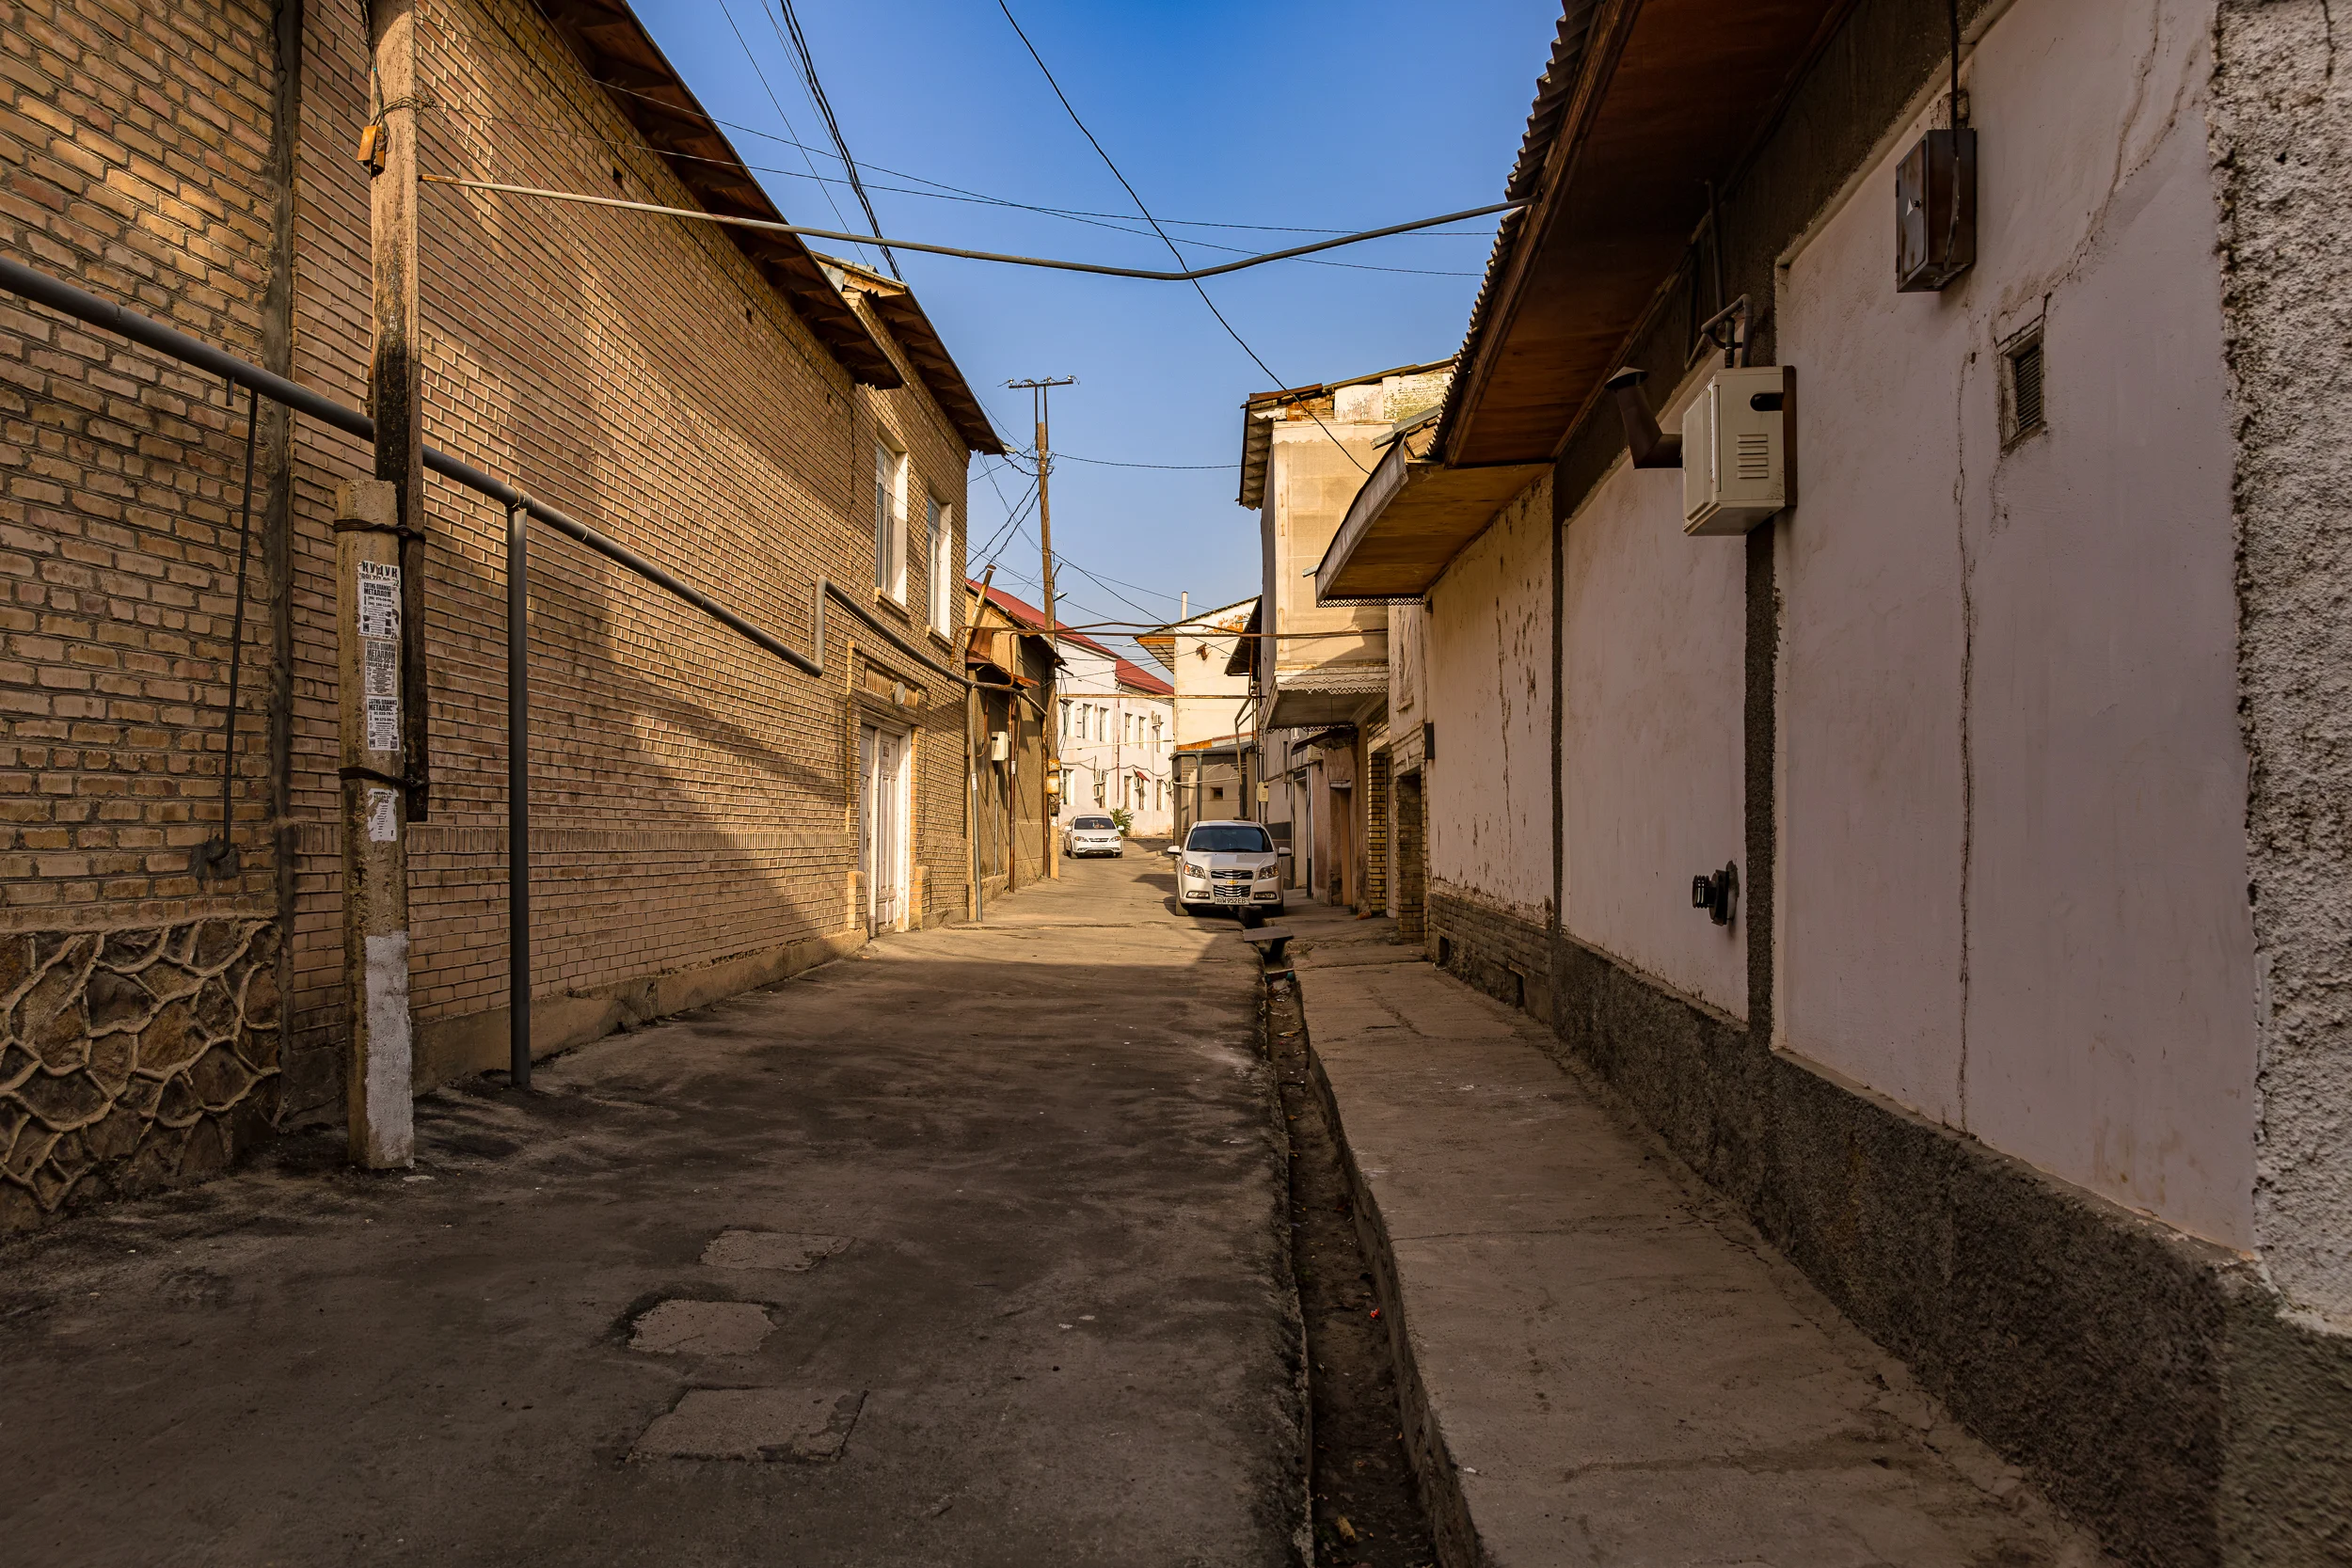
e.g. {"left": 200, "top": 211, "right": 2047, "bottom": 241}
{"left": 872, "top": 439, "right": 907, "bottom": 600}
{"left": 926, "top": 495, "right": 952, "bottom": 637}
{"left": 1060, "top": 700, "right": 1071, "bottom": 736}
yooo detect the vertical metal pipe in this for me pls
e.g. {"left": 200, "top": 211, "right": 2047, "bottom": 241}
{"left": 507, "top": 499, "right": 531, "bottom": 1088}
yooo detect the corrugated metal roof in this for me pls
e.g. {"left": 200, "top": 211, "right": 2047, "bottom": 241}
{"left": 1430, "top": 0, "right": 1602, "bottom": 460}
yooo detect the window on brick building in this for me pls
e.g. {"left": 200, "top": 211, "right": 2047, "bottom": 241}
{"left": 874, "top": 439, "right": 907, "bottom": 601}
{"left": 926, "top": 496, "right": 952, "bottom": 637}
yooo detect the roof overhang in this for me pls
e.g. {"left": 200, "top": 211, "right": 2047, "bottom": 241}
{"left": 820, "top": 256, "right": 1006, "bottom": 454}
{"left": 1265, "top": 668, "right": 1388, "bottom": 731}
{"left": 1317, "top": 430, "right": 1548, "bottom": 601}
{"left": 1237, "top": 359, "right": 1455, "bottom": 509}
{"left": 1436, "top": 0, "right": 1851, "bottom": 468}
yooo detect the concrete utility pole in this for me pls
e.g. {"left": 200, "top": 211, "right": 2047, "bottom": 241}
{"left": 337, "top": 481, "right": 413, "bottom": 1167}
{"left": 369, "top": 0, "right": 429, "bottom": 820}
{"left": 1009, "top": 376, "right": 1074, "bottom": 880}
{"left": 346, "top": 0, "right": 422, "bottom": 1166}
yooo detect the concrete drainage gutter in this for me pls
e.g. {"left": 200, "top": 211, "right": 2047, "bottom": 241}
{"left": 1294, "top": 1002, "right": 1481, "bottom": 1568}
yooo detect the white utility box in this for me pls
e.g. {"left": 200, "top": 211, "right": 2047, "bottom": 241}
{"left": 1679, "top": 365, "right": 1794, "bottom": 535}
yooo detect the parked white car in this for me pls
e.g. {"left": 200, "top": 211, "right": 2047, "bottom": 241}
{"left": 1062, "top": 814, "right": 1123, "bottom": 858}
{"left": 1167, "top": 819, "right": 1287, "bottom": 916}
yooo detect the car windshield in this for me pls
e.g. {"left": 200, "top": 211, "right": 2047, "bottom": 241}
{"left": 1186, "top": 826, "right": 1271, "bottom": 854}
{"left": 1073, "top": 816, "right": 1114, "bottom": 830}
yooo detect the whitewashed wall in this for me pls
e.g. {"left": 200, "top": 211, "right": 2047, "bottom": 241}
{"left": 1559, "top": 452, "right": 1749, "bottom": 1018}
{"left": 1774, "top": 0, "right": 2254, "bottom": 1244}
{"left": 1424, "top": 473, "right": 1554, "bottom": 927}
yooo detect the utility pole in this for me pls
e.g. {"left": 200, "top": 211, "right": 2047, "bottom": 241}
{"left": 343, "top": 0, "right": 421, "bottom": 1167}
{"left": 369, "top": 0, "right": 429, "bottom": 824}
{"left": 1008, "top": 376, "right": 1074, "bottom": 880}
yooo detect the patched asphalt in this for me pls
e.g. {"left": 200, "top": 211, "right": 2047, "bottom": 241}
{"left": 0, "top": 850, "right": 1303, "bottom": 1567}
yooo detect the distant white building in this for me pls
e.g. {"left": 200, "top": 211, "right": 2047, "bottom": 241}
{"left": 974, "top": 581, "right": 1176, "bottom": 838}
{"left": 1138, "top": 595, "right": 1257, "bottom": 750}
{"left": 1056, "top": 636, "right": 1176, "bottom": 838}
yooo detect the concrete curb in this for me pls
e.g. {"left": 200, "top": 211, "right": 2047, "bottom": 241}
{"left": 1285, "top": 969, "right": 1486, "bottom": 1568}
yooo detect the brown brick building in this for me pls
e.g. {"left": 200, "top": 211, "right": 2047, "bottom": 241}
{"left": 0, "top": 0, "right": 1002, "bottom": 1230}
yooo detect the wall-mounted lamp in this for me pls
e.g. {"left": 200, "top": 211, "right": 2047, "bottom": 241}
{"left": 1604, "top": 369, "right": 1682, "bottom": 469}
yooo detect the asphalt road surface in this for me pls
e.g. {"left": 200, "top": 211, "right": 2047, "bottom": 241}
{"left": 0, "top": 850, "right": 1303, "bottom": 1567}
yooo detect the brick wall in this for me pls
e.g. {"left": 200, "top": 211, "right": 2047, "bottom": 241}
{"left": 1428, "top": 881, "right": 1551, "bottom": 1020}
{"left": 0, "top": 0, "right": 983, "bottom": 1228}
{"left": 0, "top": 0, "right": 287, "bottom": 1229}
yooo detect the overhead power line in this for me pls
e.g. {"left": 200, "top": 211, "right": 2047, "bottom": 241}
{"left": 714, "top": 0, "right": 869, "bottom": 269}
{"left": 991, "top": 0, "right": 1373, "bottom": 475}
{"left": 765, "top": 0, "right": 899, "bottom": 278}
{"left": 421, "top": 175, "right": 1523, "bottom": 282}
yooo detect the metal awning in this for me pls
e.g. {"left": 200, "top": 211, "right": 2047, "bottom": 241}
{"left": 1265, "top": 666, "right": 1388, "bottom": 731}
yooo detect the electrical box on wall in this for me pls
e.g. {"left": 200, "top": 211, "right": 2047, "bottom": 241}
{"left": 989, "top": 731, "right": 1009, "bottom": 763}
{"left": 1679, "top": 366, "right": 1794, "bottom": 536}
{"left": 1896, "top": 127, "right": 1977, "bottom": 292}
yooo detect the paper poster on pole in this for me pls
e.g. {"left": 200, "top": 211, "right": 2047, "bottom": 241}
{"left": 367, "top": 787, "right": 398, "bottom": 843}
{"left": 358, "top": 560, "right": 400, "bottom": 639}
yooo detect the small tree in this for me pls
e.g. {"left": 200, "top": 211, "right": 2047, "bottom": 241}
{"left": 1110, "top": 807, "right": 1134, "bottom": 836}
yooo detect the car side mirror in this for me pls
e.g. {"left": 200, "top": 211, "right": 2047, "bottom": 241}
{"left": 1164, "top": 845, "right": 1183, "bottom": 856}
{"left": 1278, "top": 847, "right": 1294, "bottom": 858}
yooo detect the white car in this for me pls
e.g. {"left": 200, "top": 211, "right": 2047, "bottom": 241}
{"left": 1168, "top": 819, "right": 1287, "bottom": 916}
{"left": 1062, "top": 814, "right": 1123, "bottom": 858}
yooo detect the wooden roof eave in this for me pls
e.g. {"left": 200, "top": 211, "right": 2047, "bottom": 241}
{"left": 1438, "top": 0, "right": 1851, "bottom": 469}
{"left": 537, "top": 0, "right": 903, "bottom": 389}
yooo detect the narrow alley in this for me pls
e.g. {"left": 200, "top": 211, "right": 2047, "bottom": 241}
{"left": 8, "top": 0, "right": 2352, "bottom": 1561}
{"left": 0, "top": 858, "right": 1302, "bottom": 1567}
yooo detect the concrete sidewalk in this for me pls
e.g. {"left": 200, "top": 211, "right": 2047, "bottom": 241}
{"left": 1283, "top": 904, "right": 2110, "bottom": 1567}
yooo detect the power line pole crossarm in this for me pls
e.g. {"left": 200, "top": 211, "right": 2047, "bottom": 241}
{"left": 1008, "top": 375, "right": 1075, "bottom": 881}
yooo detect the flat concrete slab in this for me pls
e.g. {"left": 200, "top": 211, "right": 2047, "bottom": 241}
{"left": 630, "top": 1387, "right": 866, "bottom": 1462}
{"left": 0, "top": 856, "right": 1300, "bottom": 1566}
{"left": 1286, "top": 905, "right": 2111, "bottom": 1568}
{"left": 700, "top": 1228, "right": 851, "bottom": 1272}
{"left": 628, "top": 1298, "right": 774, "bottom": 1356}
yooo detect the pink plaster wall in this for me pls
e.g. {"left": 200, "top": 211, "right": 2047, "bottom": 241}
{"left": 1775, "top": 0, "right": 2255, "bottom": 1244}
{"left": 1560, "top": 458, "right": 1749, "bottom": 1018}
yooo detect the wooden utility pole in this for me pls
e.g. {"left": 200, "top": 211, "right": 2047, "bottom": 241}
{"left": 344, "top": 0, "right": 421, "bottom": 1167}
{"left": 1008, "top": 376, "right": 1074, "bottom": 879}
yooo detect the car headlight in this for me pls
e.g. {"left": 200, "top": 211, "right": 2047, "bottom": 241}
{"left": 1256, "top": 863, "right": 1279, "bottom": 879}
{"left": 1184, "top": 860, "right": 1206, "bottom": 878}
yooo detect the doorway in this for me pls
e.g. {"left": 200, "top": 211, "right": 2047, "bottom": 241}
{"left": 858, "top": 724, "right": 911, "bottom": 934}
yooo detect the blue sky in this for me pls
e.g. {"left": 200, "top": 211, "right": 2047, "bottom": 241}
{"left": 632, "top": 0, "right": 1561, "bottom": 658}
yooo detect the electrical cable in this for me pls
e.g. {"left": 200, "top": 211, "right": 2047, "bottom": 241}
{"left": 582, "top": 72, "right": 1493, "bottom": 239}
{"left": 715, "top": 0, "right": 867, "bottom": 266}
{"left": 421, "top": 175, "right": 1522, "bottom": 282}
{"left": 1012, "top": 446, "right": 1234, "bottom": 470}
{"left": 767, "top": 0, "right": 899, "bottom": 277}
{"left": 992, "top": 0, "right": 1369, "bottom": 474}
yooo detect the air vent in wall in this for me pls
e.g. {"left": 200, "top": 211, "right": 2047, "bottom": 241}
{"left": 2003, "top": 327, "right": 2046, "bottom": 445}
